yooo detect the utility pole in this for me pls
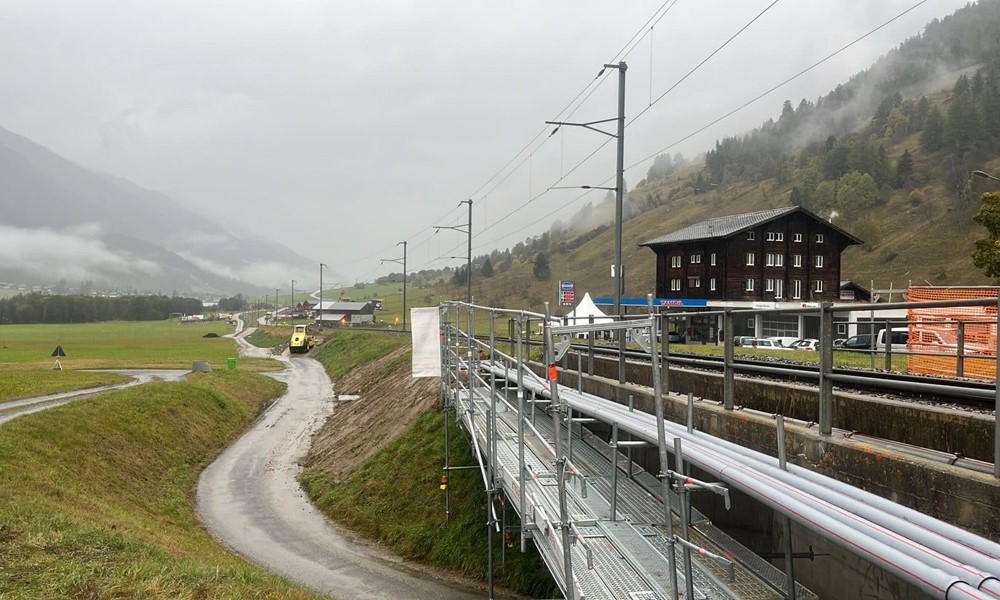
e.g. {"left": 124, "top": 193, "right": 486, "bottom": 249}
{"left": 275, "top": 288, "right": 279, "bottom": 322}
{"left": 546, "top": 61, "right": 627, "bottom": 383}
{"left": 399, "top": 241, "right": 407, "bottom": 332}
{"left": 611, "top": 61, "right": 628, "bottom": 385}
{"left": 380, "top": 241, "right": 408, "bottom": 331}
{"left": 291, "top": 279, "right": 296, "bottom": 314}
{"left": 319, "top": 263, "right": 326, "bottom": 330}
{"left": 434, "top": 200, "right": 473, "bottom": 305}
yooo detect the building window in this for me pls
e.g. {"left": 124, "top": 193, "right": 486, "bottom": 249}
{"left": 766, "top": 232, "right": 775, "bottom": 241}
{"left": 792, "top": 254, "right": 802, "bottom": 268}
{"left": 745, "top": 278, "right": 755, "bottom": 292}
{"left": 670, "top": 278, "right": 681, "bottom": 291}
{"left": 688, "top": 277, "right": 701, "bottom": 288}
{"left": 794, "top": 233, "right": 803, "bottom": 243}
{"left": 815, "top": 255, "right": 824, "bottom": 268}
{"left": 747, "top": 231, "right": 755, "bottom": 241}
{"left": 816, "top": 234, "right": 824, "bottom": 243}
{"left": 747, "top": 317, "right": 755, "bottom": 328}
{"left": 746, "top": 253, "right": 755, "bottom": 266}
{"left": 709, "top": 278, "right": 716, "bottom": 291}
{"left": 690, "top": 254, "right": 702, "bottom": 264}
{"left": 777, "top": 232, "right": 784, "bottom": 241}
{"left": 765, "top": 278, "right": 774, "bottom": 292}
{"left": 670, "top": 256, "right": 681, "bottom": 268}
{"left": 837, "top": 323, "right": 847, "bottom": 335}
{"left": 815, "top": 280, "right": 824, "bottom": 293}
{"left": 774, "top": 279, "right": 784, "bottom": 299}
{"left": 710, "top": 253, "right": 717, "bottom": 266}
{"left": 765, "top": 253, "right": 784, "bottom": 267}
{"left": 792, "top": 279, "right": 802, "bottom": 299}
{"left": 767, "top": 231, "right": 784, "bottom": 242}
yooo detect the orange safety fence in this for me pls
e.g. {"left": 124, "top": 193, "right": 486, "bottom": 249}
{"left": 906, "top": 286, "right": 998, "bottom": 380}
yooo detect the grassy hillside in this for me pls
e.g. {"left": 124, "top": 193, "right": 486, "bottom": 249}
{"left": 302, "top": 330, "right": 558, "bottom": 597}
{"left": 423, "top": 94, "right": 997, "bottom": 314}
{"left": 0, "top": 370, "right": 321, "bottom": 599}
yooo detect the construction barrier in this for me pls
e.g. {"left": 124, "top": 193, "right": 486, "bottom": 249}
{"left": 906, "top": 286, "right": 998, "bottom": 380}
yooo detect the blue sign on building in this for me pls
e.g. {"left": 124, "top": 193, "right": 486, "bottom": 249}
{"left": 592, "top": 296, "right": 708, "bottom": 307}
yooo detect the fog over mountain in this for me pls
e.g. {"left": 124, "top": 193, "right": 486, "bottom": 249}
{"left": 0, "top": 126, "right": 324, "bottom": 294}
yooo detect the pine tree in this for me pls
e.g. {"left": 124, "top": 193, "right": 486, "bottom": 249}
{"left": 894, "top": 149, "right": 914, "bottom": 188}
{"left": 480, "top": 257, "right": 494, "bottom": 277}
{"left": 532, "top": 252, "right": 551, "bottom": 280}
{"left": 921, "top": 107, "right": 945, "bottom": 152}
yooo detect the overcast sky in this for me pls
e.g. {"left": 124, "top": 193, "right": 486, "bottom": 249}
{"left": 0, "top": 0, "right": 971, "bottom": 285}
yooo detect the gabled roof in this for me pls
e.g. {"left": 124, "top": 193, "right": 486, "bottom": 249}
{"left": 316, "top": 301, "right": 371, "bottom": 311}
{"left": 639, "top": 206, "right": 862, "bottom": 247}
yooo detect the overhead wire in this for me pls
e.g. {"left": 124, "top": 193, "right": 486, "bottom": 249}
{"left": 484, "top": 0, "right": 932, "bottom": 255}
{"left": 347, "top": 1, "right": 679, "bottom": 277}
{"left": 407, "top": 0, "right": 928, "bottom": 273}
{"left": 625, "top": 0, "right": 932, "bottom": 172}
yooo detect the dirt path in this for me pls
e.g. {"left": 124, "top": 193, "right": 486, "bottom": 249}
{"left": 196, "top": 349, "right": 483, "bottom": 600}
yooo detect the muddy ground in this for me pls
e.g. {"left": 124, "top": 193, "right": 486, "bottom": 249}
{"left": 304, "top": 346, "right": 439, "bottom": 481}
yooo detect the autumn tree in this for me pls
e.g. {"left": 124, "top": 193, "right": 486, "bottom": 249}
{"left": 972, "top": 192, "right": 1000, "bottom": 278}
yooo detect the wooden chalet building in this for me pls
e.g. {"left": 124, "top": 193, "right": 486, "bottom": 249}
{"left": 639, "top": 206, "right": 862, "bottom": 304}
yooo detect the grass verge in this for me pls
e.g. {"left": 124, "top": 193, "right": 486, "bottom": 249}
{"left": 245, "top": 326, "right": 290, "bottom": 349}
{"left": 0, "top": 367, "right": 130, "bottom": 403}
{"left": 312, "top": 330, "right": 409, "bottom": 380}
{"left": 301, "top": 410, "right": 558, "bottom": 598}
{"left": 0, "top": 370, "right": 321, "bottom": 600}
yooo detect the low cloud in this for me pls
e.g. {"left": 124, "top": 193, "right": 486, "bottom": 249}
{"left": 0, "top": 222, "right": 159, "bottom": 281}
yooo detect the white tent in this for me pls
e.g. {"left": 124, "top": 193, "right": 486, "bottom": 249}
{"left": 562, "top": 293, "right": 613, "bottom": 326}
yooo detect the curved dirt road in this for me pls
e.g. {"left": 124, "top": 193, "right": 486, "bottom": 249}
{"left": 197, "top": 335, "right": 483, "bottom": 599}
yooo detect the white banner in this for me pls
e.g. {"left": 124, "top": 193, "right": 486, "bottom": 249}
{"left": 410, "top": 307, "right": 441, "bottom": 378}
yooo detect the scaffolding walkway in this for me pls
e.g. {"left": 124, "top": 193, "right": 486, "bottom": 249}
{"left": 436, "top": 301, "right": 1000, "bottom": 600}
{"left": 448, "top": 370, "right": 809, "bottom": 600}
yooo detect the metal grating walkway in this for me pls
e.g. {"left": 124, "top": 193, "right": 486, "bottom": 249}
{"left": 448, "top": 374, "right": 800, "bottom": 600}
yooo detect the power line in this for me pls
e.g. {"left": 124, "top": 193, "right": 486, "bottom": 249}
{"left": 625, "top": 0, "right": 932, "bottom": 172}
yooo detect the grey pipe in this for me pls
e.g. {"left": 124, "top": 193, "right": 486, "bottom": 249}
{"left": 508, "top": 369, "right": 1000, "bottom": 598}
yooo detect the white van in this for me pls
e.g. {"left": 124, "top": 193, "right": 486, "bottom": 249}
{"left": 875, "top": 327, "right": 909, "bottom": 351}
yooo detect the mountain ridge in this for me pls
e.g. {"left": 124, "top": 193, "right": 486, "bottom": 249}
{"left": 0, "top": 125, "right": 323, "bottom": 295}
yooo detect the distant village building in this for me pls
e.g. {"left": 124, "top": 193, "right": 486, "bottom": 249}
{"left": 639, "top": 206, "right": 862, "bottom": 341}
{"left": 314, "top": 300, "right": 375, "bottom": 327}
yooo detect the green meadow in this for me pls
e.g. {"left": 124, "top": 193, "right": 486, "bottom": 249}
{"left": 0, "top": 320, "right": 280, "bottom": 402}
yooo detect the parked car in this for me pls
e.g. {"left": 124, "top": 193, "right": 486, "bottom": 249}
{"left": 734, "top": 335, "right": 756, "bottom": 347}
{"left": 768, "top": 336, "right": 801, "bottom": 348}
{"left": 667, "top": 331, "right": 684, "bottom": 343}
{"left": 792, "top": 338, "right": 819, "bottom": 351}
{"left": 839, "top": 328, "right": 911, "bottom": 351}
{"left": 839, "top": 333, "right": 875, "bottom": 350}
{"left": 740, "top": 338, "right": 792, "bottom": 350}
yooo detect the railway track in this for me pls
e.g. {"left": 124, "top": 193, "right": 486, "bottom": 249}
{"left": 482, "top": 336, "right": 997, "bottom": 410}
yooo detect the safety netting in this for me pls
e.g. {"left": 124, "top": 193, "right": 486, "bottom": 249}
{"left": 906, "top": 286, "right": 998, "bottom": 380}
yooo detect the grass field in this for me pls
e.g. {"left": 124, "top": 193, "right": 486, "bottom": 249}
{"left": 0, "top": 320, "right": 281, "bottom": 400}
{"left": 0, "top": 370, "right": 321, "bottom": 600}
{"left": 0, "top": 320, "right": 237, "bottom": 368}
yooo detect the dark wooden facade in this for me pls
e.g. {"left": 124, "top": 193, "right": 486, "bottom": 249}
{"left": 640, "top": 207, "right": 862, "bottom": 302}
